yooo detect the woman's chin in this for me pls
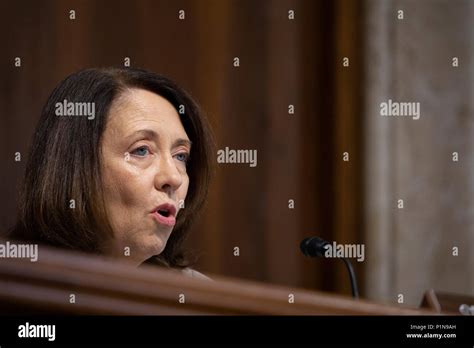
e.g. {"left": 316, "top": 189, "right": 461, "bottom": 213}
{"left": 143, "top": 234, "right": 168, "bottom": 257}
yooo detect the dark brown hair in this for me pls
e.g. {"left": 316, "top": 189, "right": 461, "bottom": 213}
{"left": 9, "top": 67, "right": 215, "bottom": 268}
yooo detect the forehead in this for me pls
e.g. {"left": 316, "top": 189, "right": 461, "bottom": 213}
{"left": 106, "top": 88, "right": 187, "bottom": 137}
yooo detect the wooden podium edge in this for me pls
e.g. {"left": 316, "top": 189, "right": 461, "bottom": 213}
{"left": 0, "top": 242, "right": 438, "bottom": 315}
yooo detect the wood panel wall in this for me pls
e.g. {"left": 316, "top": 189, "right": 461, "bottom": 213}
{"left": 0, "top": 0, "right": 365, "bottom": 297}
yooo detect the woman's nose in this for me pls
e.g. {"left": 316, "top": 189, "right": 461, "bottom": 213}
{"left": 154, "top": 154, "right": 183, "bottom": 193}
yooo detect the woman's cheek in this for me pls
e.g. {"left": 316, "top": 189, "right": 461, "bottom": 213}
{"left": 110, "top": 159, "right": 152, "bottom": 202}
{"left": 178, "top": 175, "right": 190, "bottom": 205}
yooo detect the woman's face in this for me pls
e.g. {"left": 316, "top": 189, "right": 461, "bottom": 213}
{"left": 100, "top": 88, "right": 191, "bottom": 265}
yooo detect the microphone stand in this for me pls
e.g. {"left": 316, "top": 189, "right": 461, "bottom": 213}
{"left": 341, "top": 257, "right": 359, "bottom": 298}
{"left": 301, "top": 236, "right": 360, "bottom": 299}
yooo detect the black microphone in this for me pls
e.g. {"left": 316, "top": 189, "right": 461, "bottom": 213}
{"left": 300, "top": 236, "right": 359, "bottom": 299}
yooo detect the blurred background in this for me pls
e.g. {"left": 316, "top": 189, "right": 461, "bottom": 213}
{"left": 0, "top": 0, "right": 472, "bottom": 306}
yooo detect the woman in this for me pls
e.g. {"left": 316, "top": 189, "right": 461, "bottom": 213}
{"left": 9, "top": 67, "right": 214, "bottom": 280}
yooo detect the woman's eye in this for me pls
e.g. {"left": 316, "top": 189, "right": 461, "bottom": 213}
{"left": 175, "top": 152, "right": 189, "bottom": 163}
{"left": 131, "top": 146, "right": 150, "bottom": 157}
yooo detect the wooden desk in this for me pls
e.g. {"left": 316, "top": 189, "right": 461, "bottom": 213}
{"left": 0, "top": 244, "right": 435, "bottom": 315}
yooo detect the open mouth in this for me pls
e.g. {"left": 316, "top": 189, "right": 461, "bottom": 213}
{"left": 153, "top": 203, "right": 176, "bottom": 217}
{"left": 152, "top": 203, "right": 177, "bottom": 227}
{"left": 157, "top": 209, "right": 170, "bottom": 217}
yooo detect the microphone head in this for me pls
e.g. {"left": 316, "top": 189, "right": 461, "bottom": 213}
{"left": 300, "top": 236, "right": 330, "bottom": 257}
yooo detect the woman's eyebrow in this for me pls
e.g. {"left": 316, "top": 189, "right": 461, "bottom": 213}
{"left": 173, "top": 138, "right": 192, "bottom": 149}
{"left": 127, "top": 129, "right": 191, "bottom": 148}
{"left": 126, "top": 129, "right": 158, "bottom": 140}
